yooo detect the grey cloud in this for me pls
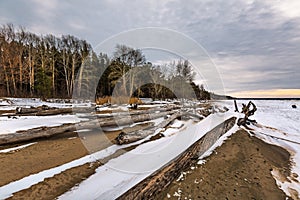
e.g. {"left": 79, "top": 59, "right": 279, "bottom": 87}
{"left": 0, "top": 0, "right": 299, "bottom": 95}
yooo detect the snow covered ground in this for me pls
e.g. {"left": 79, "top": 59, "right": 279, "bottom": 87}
{"left": 0, "top": 98, "right": 93, "bottom": 135}
{"left": 0, "top": 99, "right": 299, "bottom": 199}
{"left": 0, "top": 98, "right": 92, "bottom": 110}
{"left": 0, "top": 114, "right": 88, "bottom": 135}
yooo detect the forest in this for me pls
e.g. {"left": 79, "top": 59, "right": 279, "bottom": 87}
{"left": 0, "top": 24, "right": 210, "bottom": 100}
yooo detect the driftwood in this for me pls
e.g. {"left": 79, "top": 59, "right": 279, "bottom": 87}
{"left": 117, "top": 117, "right": 237, "bottom": 200}
{"left": 120, "top": 122, "right": 155, "bottom": 133}
{"left": 237, "top": 101, "right": 257, "bottom": 127}
{"left": 36, "top": 108, "right": 73, "bottom": 116}
{"left": 6, "top": 107, "right": 95, "bottom": 117}
{"left": 234, "top": 100, "right": 239, "bottom": 112}
{"left": 115, "top": 111, "right": 204, "bottom": 145}
{"left": 0, "top": 111, "right": 175, "bottom": 145}
{"left": 0, "top": 123, "right": 76, "bottom": 145}
{"left": 197, "top": 109, "right": 212, "bottom": 117}
{"left": 15, "top": 106, "right": 73, "bottom": 116}
{"left": 16, "top": 107, "right": 39, "bottom": 114}
{"left": 95, "top": 106, "right": 180, "bottom": 118}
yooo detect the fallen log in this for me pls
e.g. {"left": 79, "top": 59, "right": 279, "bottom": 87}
{"left": 15, "top": 107, "right": 73, "bottom": 116}
{"left": 95, "top": 105, "right": 181, "bottom": 118}
{"left": 115, "top": 111, "right": 204, "bottom": 145}
{"left": 0, "top": 123, "right": 76, "bottom": 145}
{"left": 121, "top": 122, "right": 155, "bottom": 133}
{"left": 36, "top": 108, "right": 73, "bottom": 116}
{"left": 8, "top": 107, "right": 94, "bottom": 117}
{"left": 117, "top": 117, "right": 237, "bottom": 200}
{"left": 16, "top": 107, "right": 39, "bottom": 114}
{"left": 0, "top": 111, "right": 175, "bottom": 145}
{"left": 98, "top": 110, "right": 175, "bottom": 127}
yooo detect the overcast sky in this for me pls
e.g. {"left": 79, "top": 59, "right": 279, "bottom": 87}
{"left": 0, "top": 0, "right": 299, "bottom": 97}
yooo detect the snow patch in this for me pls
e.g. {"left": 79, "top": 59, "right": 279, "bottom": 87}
{"left": 0, "top": 142, "right": 36, "bottom": 153}
{"left": 0, "top": 115, "right": 88, "bottom": 135}
{"left": 170, "top": 120, "right": 183, "bottom": 128}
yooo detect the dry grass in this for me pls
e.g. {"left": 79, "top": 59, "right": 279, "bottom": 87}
{"left": 95, "top": 96, "right": 143, "bottom": 105}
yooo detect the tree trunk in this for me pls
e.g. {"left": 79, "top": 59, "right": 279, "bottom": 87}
{"left": 19, "top": 54, "right": 23, "bottom": 95}
{"left": 71, "top": 55, "right": 76, "bottom": 95}
{"left": 122, "top": 66, "right": 127, "bottom": 96}
{"left": 63, "top": 51, "right": 71, "bottom": 97}
{"left": 3, "top": 64, "right": 10, "bottom": 96}
{"left": 52, "top": 57, "right": 56, "bottom": 97}
{"left": 77, "top": 58, "right": 84, "bottom": 96}
{"left": 28, "top": 51, "right": 34, "bottom": 96}
{"left": 9, "top": 60, "right": 17, "bottom": 96}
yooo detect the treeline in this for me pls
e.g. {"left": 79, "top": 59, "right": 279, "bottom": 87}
{"left": 0, "top": 24, "right": 210, "bottom": 100}
{"left": 0, "top": 24, "right": 92, "bottom": 98}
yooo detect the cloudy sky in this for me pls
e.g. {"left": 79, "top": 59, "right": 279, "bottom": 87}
{"left": 0, "top": 0, "right": 300, "bottom": 97}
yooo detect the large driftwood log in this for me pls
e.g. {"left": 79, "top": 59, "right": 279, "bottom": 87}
{"left": 115, "top": 111, "right": 204, "bottom": 145}
{"left": 0, "top": 111, "right": 175, "bottom": 145}
{"left": 117, "top": 117, "right": 237, "bottom": 200}
{"left": 95, "top": 105, "right": 181, "bottom": 118}
{"left": 0, "top": 123, "right": 76, "bottom": 145}
{"left": 14, "top": 107, "right": 73, "bottom": 116}
{"left": 98, "top": 110, "right": 175, "bottom": 127}
{"left": 36, "top": 108, "right": 73, "bottom": 116}
{"left": 16, "top": 107, "right": 39, "bottom": 114}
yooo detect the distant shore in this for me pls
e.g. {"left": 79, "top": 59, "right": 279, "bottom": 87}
{"left": 232, "top": 98, "right": 300, "bottom": 100}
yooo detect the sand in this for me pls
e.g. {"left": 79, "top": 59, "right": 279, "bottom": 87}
{"left": 159, "top": 130, "right": 293, "bottom": 200}
{"left": 0, "top": 132, "right": 88, "bottom": 187}
{"left": 0, "top": 129, "right": 295, "bottom": 199}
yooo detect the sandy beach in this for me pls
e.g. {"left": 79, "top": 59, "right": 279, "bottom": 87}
{"left": 0, "top": 128, "right": 297, "bottom": 199}
{"left": 159, "top": 129, "right": 294, "bottom": 200}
